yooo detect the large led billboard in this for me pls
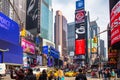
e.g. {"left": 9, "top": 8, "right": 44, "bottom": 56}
{"left": 21, "top": 38, "right": 35, "bottom": 54}
{"left": 75, "top": 39, "right": 86, "bottom": 55}
{"left": 76, "top": 0, "right": 84, "bottom": 10}
{"left": 75, "top": 23, "right": 85, "bottom": 39}
{"left": 26, "top": 0, "right": 40, "bottom": 32}
{"left": 75, "top": 10, "right": 85, "bottom": 24}
{"left": 110, "top": 1, "right": 120, "bottom": 45}
{"left": 0, "top": 12, "right": 19, "bottom": 45}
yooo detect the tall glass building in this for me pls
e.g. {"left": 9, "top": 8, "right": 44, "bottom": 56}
{"left": 67, "top": 22, "right": 75, "bottom": 55}
{"left": 40, "top": 0, "right": 53, "bottom": 41}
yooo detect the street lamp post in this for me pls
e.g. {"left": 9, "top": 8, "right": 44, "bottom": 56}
{"left": 0, "top": 49, "right": 9, "bottom": 63}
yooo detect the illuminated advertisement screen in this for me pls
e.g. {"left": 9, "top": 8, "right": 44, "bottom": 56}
{"left": 110, "top": 1, "right": 120, "bottom": 45}
{"left": 76, "top": 0, "right": 84, "bottom": 10}
{"left": 21, "top": 38, "right": 35, "bottom": 54}
{"left": 26, "top": 0, "right": 39, "bottom": 32}
{"left": 42, "top": 46, "right": 48, "bottom": 55}
{"left": 75, "top": 39, "right": 86, "bottom": 55}
{"left": 75, "top": 10, "right": 85, "bottom": 24}
{"left": 75, "top": 23, "right": 85, "bottom": 39}
{"left": 0, "top": 12, "right": 19, "bottom": 45}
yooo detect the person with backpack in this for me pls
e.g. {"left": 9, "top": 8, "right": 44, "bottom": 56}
{"left": 75, "top": 68, "right": 87, "bottom": 80}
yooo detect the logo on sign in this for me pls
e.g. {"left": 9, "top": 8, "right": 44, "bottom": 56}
{"left": 76, "top": 0, "right": 84, "bottom": 10}
{"left": 75, "top": 10, "right": 85, "bottom": 23}
{"left": 75, "top": 23, "right": 85, "bottom": 39}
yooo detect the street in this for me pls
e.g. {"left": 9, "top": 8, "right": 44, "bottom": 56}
{"left": 0, "top": 75, "right": 111, "bottom": 80}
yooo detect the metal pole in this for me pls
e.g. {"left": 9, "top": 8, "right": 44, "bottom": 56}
{"left": 0, "top": 49, "right": 9, "bottom": 63}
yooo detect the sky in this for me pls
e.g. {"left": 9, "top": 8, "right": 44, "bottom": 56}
{"left": 52, "top": 0, "right": 109, "bottom": 48}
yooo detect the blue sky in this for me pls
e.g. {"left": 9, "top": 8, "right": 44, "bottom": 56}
{"left": 52, "top": 0, "right": 109, "bottom": 48}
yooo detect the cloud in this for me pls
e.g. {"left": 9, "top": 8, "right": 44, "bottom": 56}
{"left": 53, "top": 0, "right": 75, "bottom": 23}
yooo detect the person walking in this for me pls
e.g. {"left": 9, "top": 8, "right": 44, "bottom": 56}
{"left": 24, "top": 68, "right": 36, "bottom": 80}
{"left": 57, "top": 68, "right": 64, "bottom": 80}
{"left": 75, "top": 68, "right": 87, "bottom": 80}
{"left": 111, "top": 69, "right": 116, "bottom": 80}
{"left": 10, "top": 68, "right": 25, "bottom": 80}
{"left": 39, "top": 69, "right": 47, "bottom": 80}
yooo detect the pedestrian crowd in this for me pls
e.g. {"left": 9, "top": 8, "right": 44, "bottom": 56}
{"left": 8, "top": 67, "right": 119, "bottom": 80}
{"left": 10, "top": 68, "right": 65, "bottom": 80}
{"left": 98, "top": 68, "right": 116, "bottom": 80}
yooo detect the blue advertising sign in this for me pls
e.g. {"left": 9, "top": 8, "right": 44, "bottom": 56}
{"left": 76, "top": 0, "right": 84, "bottom": 10}
{"left": 50, "top": 46, "right": 59, "bottom": 59}
{"left": 42, "top": 46, "right": 48, "bottom": 55}
{"left": 0, "top": 40, "right": 23, "bottom": 64}
{"left": 0, "top": 12, "right": 19, "bottom": 45}
{"left": 0, "top": 51, "right": 2, "bottom": 63}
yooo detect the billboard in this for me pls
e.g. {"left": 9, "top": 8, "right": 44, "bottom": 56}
{"left": 75, "top": 23, "right": 85, "bottom": 39}
{"left": 75, "top": 10, "right": 85, "bottom": 24}
{"left": 110, "top": 1, "right": 120, "bottom": 45}
{"left": 0, "top": 12, "right": 19, "bottom": 45}
{"left": 26, "top": 0, "right": 39, "bottom": 32}
{"left": 42, "top": 46, "right": 49, "bottom": 55}
{"left": 76, "top": 0, "right": 84, "bottom": 10}
{"left": 75, "top": 39, "right": 86, "bottom": 55}
{"left": 21, "top": 38, "right": 35, "bottom": 54}
{"left": 50, "top": 46, "right": 59, "bottom": 59}
{"left": 0, "top": 40, "right": 23, "bottom": 64}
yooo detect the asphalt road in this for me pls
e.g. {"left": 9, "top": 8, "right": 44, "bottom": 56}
{"left": 2, "top": 74, "right": 120, "bottom": 80}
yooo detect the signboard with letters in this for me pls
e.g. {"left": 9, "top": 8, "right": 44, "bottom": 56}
{"left": 110, "top": 1, "right": 120, "bottom": 45}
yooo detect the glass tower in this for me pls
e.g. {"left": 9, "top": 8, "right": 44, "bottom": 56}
{"left": 40, "top": 0, "right": 53, "bottom": 41}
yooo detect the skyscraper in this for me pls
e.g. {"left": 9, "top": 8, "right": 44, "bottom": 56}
{"left": 40, "top": 0, "right": 53, "bottom": 41}
{"left": 67, "top": 22, "right": 75, "bottom": 55}
{"left": 54, "top": 10, "right": 67, "bottom": 59}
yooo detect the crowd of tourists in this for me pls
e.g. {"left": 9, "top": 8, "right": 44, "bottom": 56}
{"left": 10, "top": 68, "right": 65, "bottom": 80}
{"left": 8, "top": 67, "right": 118, "bottom": 80}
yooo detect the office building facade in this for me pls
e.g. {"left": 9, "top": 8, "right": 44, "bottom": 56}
{"left": 54, "top": 10, "right": 67, "bottom": 60}
{"left": 67, "top": 22, "right": 75, "bottom": 56}
{"left": 40, "top": 0, "right": 53, "bottom": 41}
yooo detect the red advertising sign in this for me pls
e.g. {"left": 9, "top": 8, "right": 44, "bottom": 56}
{"left": 110, "top": 1, "right": 120, "bottom": 45}
{"left": 75, "top": 39, "right": 86, "bottom": 55}
{"left": 21, "top": 38, "right": 35, "bottom": 54}
{"left": 75, "top": 10, "right": 85, "bottom": 23}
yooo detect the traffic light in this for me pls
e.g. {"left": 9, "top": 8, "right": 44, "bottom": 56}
{"left": 93, "top": 36, "right": 97, "bottom": 43}
{"left": 20, "top": 28, "right": 26, "bottom": 37}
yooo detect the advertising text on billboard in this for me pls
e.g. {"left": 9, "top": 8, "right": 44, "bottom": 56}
{"left": 0, "top": 12, "right": 19, "bottom": 45}
{"left": 110, "top": 1, "right": 120, "bottom": 45}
